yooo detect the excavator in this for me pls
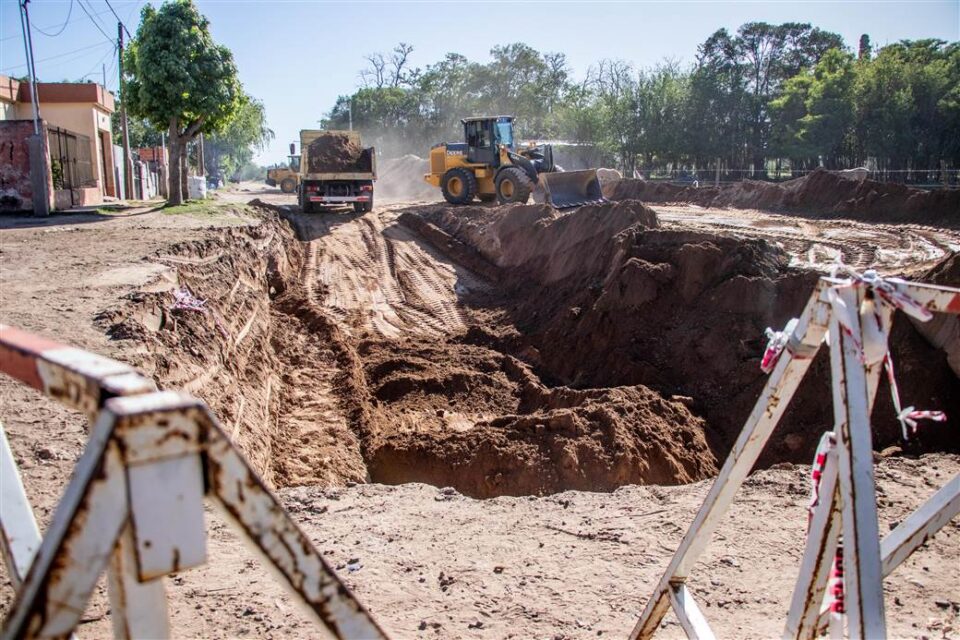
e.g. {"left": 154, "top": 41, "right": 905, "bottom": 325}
{"left": 423, "top": 116, "right": 605, "bottom": 208}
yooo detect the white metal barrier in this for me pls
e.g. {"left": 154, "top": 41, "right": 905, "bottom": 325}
{"left": 0, "top": 325, "right": 387, "bottom": 640}
{"left": 630, "top": 272, "right": 960, "bottom": 640}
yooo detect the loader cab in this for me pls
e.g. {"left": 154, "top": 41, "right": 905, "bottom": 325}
{"left": 463, "top": 116, "right": 514, "bottom": 166}
{"left": 288, "top": 155, "right": 301, "bottom": 172}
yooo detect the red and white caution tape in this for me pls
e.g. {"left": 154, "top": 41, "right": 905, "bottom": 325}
{"left": 761, "top": 318, "right": 799, "bottom": 374}
{"left": 808, "top": 431, "right": 836, "bottom": 522}
{"left": 883, "top": 353, "right": 947, "bottom": 439}
{"left": 807, "top": 432, "right": 845, "bottom": 623}
{"left": 820, "top": 265, "right": 945, "bottom": 441}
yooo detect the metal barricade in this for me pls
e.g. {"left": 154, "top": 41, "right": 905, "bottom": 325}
{"left": 630, "top": 273, "right": 960, "bottom": 640}
{"left": 0, "top": 325, "right": 387, "bottom": 640}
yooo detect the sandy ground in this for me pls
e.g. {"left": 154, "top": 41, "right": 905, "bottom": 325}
{"left": 653, "top": 204, "right": 960, "bottom": 275}
{"left": 0, "top": 183, "right": 958, "bottom": 639}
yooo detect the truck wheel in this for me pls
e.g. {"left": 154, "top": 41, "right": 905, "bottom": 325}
{"left": 441, "top": 168, "right": 477, "bottom": 205}
{"left": 280, "top": 178, "right": 297, "bottom": 193}
{"left": 496, "top": 167, "right": 533, "bottom": 204}
{"left": 353, "top": 198, "right": 373, "bottom": 214}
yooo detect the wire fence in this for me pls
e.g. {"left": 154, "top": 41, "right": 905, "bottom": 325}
{"left": 639, "top": 167, "right": 960, "bottom": 189}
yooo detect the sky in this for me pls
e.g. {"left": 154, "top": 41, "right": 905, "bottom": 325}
{"left": 1, "top": 0, "right": 958, "bottom": 164}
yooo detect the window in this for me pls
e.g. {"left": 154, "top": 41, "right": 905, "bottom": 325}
{"left": 496, "top": 121, "right": 513, "bottom": 148}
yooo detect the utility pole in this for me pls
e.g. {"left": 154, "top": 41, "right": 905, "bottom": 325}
{"left": 118, "top": 22, "right": 133, "bottom": 200}
{"left": 19, "top": 0, "right": 50, "bottom": 216}
{"left": 348, "top": 99, "right": 353, "bottom": 131}
{"left": 198, "top": 132, "right": 205, "bottom": 176}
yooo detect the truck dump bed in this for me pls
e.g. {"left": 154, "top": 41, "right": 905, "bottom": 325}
{"left": 300, "top": 130, "right": 377, "bottom": 180}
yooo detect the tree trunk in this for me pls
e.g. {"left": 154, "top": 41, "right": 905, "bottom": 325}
{"left": 167, "top": 122, "right": 183, "bottom": 205}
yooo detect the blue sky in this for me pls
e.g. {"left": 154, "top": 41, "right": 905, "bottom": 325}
{"left": 2, "top": 0, "right": 958, "bottom": 164}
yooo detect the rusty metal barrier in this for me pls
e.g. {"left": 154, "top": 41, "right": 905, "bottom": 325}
{"left": 630, "top": 273, "right": 960, "bottom": 640}
{"left": 0, "top": 324, "right": 388, "bottom": 640}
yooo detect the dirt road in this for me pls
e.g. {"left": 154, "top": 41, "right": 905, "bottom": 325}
{"left": 1, "top": 185, "right": 957, "bottom": 638}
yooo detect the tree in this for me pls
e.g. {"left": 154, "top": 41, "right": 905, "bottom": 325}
{"left": 124, "top": 0, "right": 241, "bottom": 204}
{"left": 203, "top": 94, "right": 273, "bottom": 179}
{"left": 112, "top": 110, "right": 162, "bottom": 149}
{"left": 801, "top": 49, "right": 856, "bottom": 167}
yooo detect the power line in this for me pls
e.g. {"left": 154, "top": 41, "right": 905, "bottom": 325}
{"left": 77, "top": 0, "right": 116, "bottom": 46}
{"left": 32, "top": 0, "right": 74, "bottom": 37}
{"left": 0, "top": 40, "right": 113, "bottom": 74}
{"left": 0, "top": 6, "right": 113, "bottom": 42}
{"left": 102, "top": 0, "right": 131, "bottom": 38}
{"left": 78, "top": 41, "right": 117, "bottom": 82}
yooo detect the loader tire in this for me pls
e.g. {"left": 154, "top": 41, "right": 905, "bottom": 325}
{"left": 496, "top": 167, "right": 533, "bottom": 204}
{"left": 441, "top": 168, "right": 477, "bottom": 205}
{"left": 280, "top": 178, "right": 297, "bottom": 193}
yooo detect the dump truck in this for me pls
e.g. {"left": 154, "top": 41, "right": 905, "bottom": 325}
{"left": 297, "top": 130, "right": 377, "bottom": 213}
{"left": 424, "top": 116, "right": 605, "bottom": 209}
{"left": 265, "top": 144, "right": 301, "bottom": 193}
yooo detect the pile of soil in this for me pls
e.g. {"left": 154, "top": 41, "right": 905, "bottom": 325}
{"left": 306, "top": 132, "right": 373, "bottom": 174}
{"left": 418, "top": 201, "right": 959, "bottom": 463}
{"left": 376, "top": 155, "right": 436, "bottom": 200}
{"left": 606, "top": 168, "right": 960, "bottom": 226}
{"left": 362, "top": 338, "right": 716, "bottom": 497}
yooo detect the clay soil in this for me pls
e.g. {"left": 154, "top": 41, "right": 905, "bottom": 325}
{"left": 1, "top": 183, "right": 958, "bottom": 638}
{"left": 306, "top": 132, "right": 373, "bottom": 174}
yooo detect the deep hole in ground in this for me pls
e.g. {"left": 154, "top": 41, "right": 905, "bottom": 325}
{"left": 98, "top": 200, "right": 960, "bottom": 498}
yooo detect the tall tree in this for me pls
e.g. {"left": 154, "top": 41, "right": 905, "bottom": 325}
{"left": 124, "top": 0, "right": 241, "bottom": 204}
{"left": 203, "top": 94, "right": 274, "bottom": 179}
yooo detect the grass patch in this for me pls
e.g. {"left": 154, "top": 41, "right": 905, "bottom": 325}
{"left": 161, "top": 199, "right": 253, "bottom": 222}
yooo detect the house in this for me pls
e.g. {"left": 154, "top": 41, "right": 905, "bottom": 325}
{"left": 0, "top": 74, "right": 117, "bottom": 210}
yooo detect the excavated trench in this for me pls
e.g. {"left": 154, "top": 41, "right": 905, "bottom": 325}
{"left": 99, "top": 200, "right": 959, "bottom": 498}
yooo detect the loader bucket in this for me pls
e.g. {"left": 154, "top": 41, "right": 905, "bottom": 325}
{"left": 540, "top": 169, "right": 606, "bottom": 209}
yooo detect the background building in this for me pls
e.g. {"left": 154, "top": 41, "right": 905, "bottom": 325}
{"left": 0, "top": 74, "right": 116, "bottom": 210}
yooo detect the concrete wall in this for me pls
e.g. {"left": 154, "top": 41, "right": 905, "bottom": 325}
{"left": 0, "top": 119, "right": 52, "bottom": 212}
{"left": 40, "top": 103, "right": 114, "bottom": 201}
{"left": 0, "top": 101, "right": 17, "bottom": 120}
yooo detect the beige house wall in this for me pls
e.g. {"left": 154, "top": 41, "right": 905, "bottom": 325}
{"left": 39, "top": 103, "right": 115, "bottom": 199}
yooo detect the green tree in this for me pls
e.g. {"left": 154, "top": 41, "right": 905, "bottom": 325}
{"left": 854, "top": 40, "right": 958, "bottom": 176}
{"left": 124, "top": 0, "right": 241, "bottom": 204}
{"left": 111, "top": 110, "right": 162, "bottom": 149}
{"left": 800, "top": 49, "right": 856, "bottom": 168}
{"left": 203, "top": 94, "right": 273, "bottom": 179}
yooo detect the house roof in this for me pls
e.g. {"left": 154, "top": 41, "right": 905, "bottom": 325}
{"left": 0, "top": 74, "right": 115, "bottom": 113}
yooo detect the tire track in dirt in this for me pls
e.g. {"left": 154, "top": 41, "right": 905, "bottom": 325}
{"left": 293, "top": 207, "right": 473, "bottom": 340}
{"left": 653, "top": 204, "right": 960, "bottom": 274}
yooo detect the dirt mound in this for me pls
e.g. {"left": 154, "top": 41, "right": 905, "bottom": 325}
{"left": 419, "top": 200, "right": 958, "bottom": 464}
{"left": 607, "top": 169, "right": 960, "bottom": 226}
{"left": 306, "top": 132, "right": 373, "bottom": 174}
{"left": 360, "top": 337, "right": 715, "bottom": 497}
{"left": 375, "top": 154, "right": 436, "bottom": 200}
{"left": 425, "top": 200, "right": 658, "bottom": 280}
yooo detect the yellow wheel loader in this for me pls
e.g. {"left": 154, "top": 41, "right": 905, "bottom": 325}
{"left": 266, "top": 144, "right": 302, "bottom": 194}
{"left": 424, "top": 116, "right": 605, "bottom": 209}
